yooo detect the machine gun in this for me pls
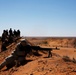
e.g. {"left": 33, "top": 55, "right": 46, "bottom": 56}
{"left": 27, "top": 45, "right": 59, "bottom": 57}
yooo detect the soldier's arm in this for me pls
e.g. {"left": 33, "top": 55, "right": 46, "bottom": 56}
{"left": 11, "top": 44, "right": 25, "bottom": 56}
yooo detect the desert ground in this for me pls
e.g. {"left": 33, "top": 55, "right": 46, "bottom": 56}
{"left": 0, "top": 37, "right": 76, "bottom": 75}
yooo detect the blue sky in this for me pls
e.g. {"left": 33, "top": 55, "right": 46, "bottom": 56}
{"left": 0, "top": 0, "right": 76, "bottom": 37}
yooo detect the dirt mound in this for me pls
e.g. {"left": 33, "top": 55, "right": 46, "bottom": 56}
{"left": 0, "top": 37, "right": 76, "bottom": 75}
{"left": 0, "top": 55, "right": 76, "bottom": 75}
{"left": 12, "top": 57, "right": 76, "bottom": 75}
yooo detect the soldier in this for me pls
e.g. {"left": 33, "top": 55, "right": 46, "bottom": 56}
{"left": 0, "top": 39, "right": 31, "bottom": 70}
{"left": 6, "top": 29, "right": 8, "bottom": 36}
{"left": 13, "top": 29, "right": 17, "bottom": 37}
{"left": 9, "top": 28, "right": 13, "bottom": 36}
{"left": 17, "top": 29, "right": 20, "bottom": 37}
{"left": 1, "top": 39, "right": 8, "bottom": 51}
{"left": 8, "top": 35, "right": 13, "bottom": 44}
{"left": 1, "top": 30, "right": 7, "bottom": 43}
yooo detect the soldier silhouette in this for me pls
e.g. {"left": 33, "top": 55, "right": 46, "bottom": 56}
{"left": 0, "top": 39, "right": 31, "bottom": 70}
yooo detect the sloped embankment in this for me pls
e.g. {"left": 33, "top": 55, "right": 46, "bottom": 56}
{"left": 0, "top": 38, "right": 76, "bottom": 75}
{"left": 11, "top": 56, "right": 76, "bottom": 75}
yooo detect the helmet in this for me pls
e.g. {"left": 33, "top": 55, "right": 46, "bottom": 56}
{"left": 20, "top": 39, "right": 28, "bottom": 46}
{"left": 20, "top": 39, "right": 27, "bottom": 43}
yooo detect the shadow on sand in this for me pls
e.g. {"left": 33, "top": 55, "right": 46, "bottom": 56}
{"left": 3, "top": 59, "right": 33, "bottom": 71}
{"left": 33, "top": 52, "right": 42, "bottom": 56}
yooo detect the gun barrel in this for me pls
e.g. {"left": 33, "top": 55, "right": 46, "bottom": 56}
{"left": 39, "top": 47, "right": 59, "bottom": 51}
{"left": 39, "top": 48, "right": 52, "bottom": 50}
{"left": 30, "top": 46, "right": 58, "bottom": 51}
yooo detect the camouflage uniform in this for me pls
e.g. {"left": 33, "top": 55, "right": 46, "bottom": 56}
{"left": 0, "top": 40, "right": 30, "bottom": 70}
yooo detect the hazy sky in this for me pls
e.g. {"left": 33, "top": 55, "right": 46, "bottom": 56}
{"left": 0, "top": 0, "right": 76, "bottom": 37}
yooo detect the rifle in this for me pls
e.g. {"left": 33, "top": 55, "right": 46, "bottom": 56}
{"left": 28, "top": 46, "right": 59, "bottom": 57}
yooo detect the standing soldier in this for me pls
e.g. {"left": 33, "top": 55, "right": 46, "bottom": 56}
{"left": 1, "top": 39, "right": 8, "bottom": 51}
{"left": 9, "top": 28, "right": 13, "bottom": 36}
{"left": 6, "top": 29, "right": 8, "bottom": 36}
{"left": 1, "top": 30, "right": 9, "bottom": 52}
{"left": 1, "top": 30, "right": 7, "bottom": 43}
{"left": 13, "top": 29, "right": 17, "bottom": 37}
{"left": 17, "top": 29, "right": 20, "bottom": 37}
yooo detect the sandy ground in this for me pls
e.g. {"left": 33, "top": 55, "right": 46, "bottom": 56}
{"left": 0, "top": 37, "right": 76, "bottom": 75}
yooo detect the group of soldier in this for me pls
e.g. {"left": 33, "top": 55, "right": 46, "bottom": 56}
{"left": 0, "top": 29, "right": 55, "bottom": 71}
{"left": 1, "top": 28, "right": 21, "bottom": 51}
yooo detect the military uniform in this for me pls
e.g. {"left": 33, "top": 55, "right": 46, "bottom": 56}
{"left": 0, "top": 40, "right": 30, "bottom": 70}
